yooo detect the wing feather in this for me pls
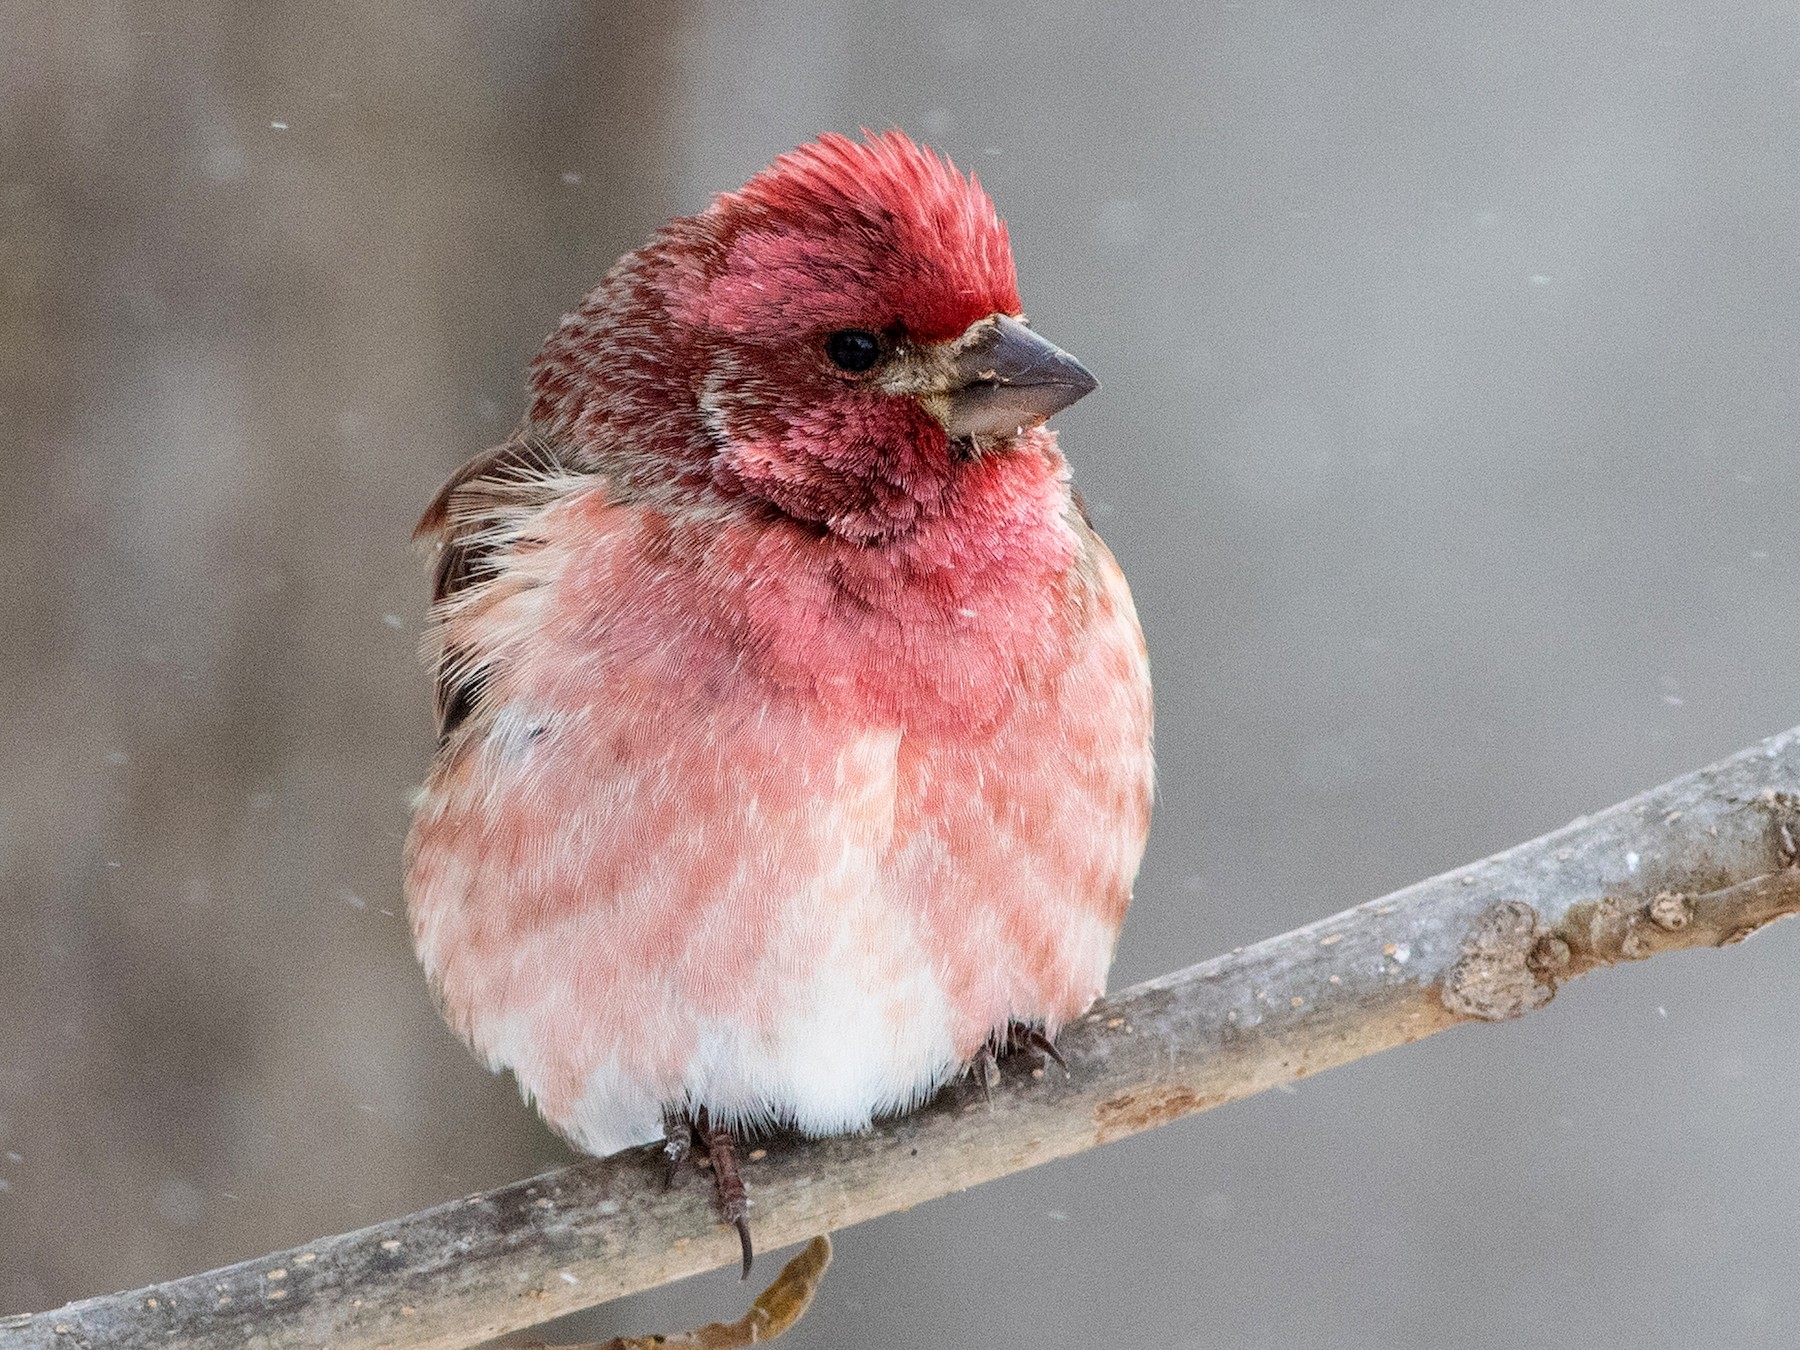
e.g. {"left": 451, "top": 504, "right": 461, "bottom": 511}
{"left": 416, "top": 433, "right": 598, "bottom": 740}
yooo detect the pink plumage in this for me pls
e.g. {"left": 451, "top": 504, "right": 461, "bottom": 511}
{"left": 406, "top": 131, "right": 1152, "bottom": 1170}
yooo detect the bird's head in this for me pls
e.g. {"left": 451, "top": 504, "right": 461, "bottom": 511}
{"left": 531, "top": 131, "right": 1097, "bottom": 542}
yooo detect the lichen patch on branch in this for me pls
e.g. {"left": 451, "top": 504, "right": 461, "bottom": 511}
{"left": 1439, "top": 900, "right": 1555, "bottom": 1022}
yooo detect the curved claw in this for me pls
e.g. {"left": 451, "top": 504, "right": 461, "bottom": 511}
{"left": 997, "top": 1021, "right": 1070, "bottom": 1077}
{"left": 976, "top": 1046, "right": 1002, "bottom": 1106}
{"left": 1019, "top": 1024, "right": 1070, "bottom": 1076}
{"left": 732, "top": 1212, "right": 754, "bottom": 1281}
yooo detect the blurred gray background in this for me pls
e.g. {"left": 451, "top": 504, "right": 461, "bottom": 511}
{"left": 3, "top": 2, "right": 1799, "bottom": 1346}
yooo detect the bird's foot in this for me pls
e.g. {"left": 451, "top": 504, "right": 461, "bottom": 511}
{"left": 975, "top": 1045, "right": 1002, "bottom": 1106}
{"left": 1006, "top": 1020, "right": 1070, "bottom": 1076}
{"left": 988, "top": 1020, "right": 1070, "bottom": 1077}
{"left": 660, "top": 1112, "right": 695, "bottom": 1193}
{"left": 668, "top": 1107, "right": 753, "bottom": 1280}
{"left": 966, "top": 1021, "right": 1071, "bottom": 1102}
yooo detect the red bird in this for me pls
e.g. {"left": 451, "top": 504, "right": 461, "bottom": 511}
{"left": 405, "top": 131, "right": 1153, "bottom": 1270}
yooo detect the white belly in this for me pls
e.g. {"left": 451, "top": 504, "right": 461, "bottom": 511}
{"left": 542, "top": 888, "right": 958, "bottom": 1154}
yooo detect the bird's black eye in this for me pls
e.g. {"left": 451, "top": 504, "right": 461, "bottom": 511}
{"left": 824, "top": 329, "right": 883, "bottom": 372}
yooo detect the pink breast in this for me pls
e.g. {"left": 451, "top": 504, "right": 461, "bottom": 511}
{"left": 407, "top": 444, "right": 1152, "bottom": 1139}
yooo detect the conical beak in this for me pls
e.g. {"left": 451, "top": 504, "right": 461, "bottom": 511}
{"left": 935, "top": 314, "right": 1099, "bottom": 439}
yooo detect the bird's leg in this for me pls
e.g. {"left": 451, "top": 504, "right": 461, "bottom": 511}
{"left": 660, "top": 1112, "right": 695, "bottom": 1189}
{"left": 660, "top": 1108, "right": 755, "bottom": 1277}
{"left": 975, "top": 1045, "right": 1002, "bottom": 1106}
{"left": 1004, "top": 1020, "right": 1070, "bottom": 1076}
{"left": 693, "top": 1107, "right": 754, "bottom": 1280}
{"left": 972, "top": 1021, "right": 1065, "bottom": 1101}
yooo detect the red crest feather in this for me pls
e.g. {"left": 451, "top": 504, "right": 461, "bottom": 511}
{"left": 695, "top": 130, "right": 1021, "bottom": 344}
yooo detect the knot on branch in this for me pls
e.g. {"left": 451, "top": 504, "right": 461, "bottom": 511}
{"left": 1759, "top": 788, "right": 1800, "bottom": 868}
{"left": 1648, "top": 891, "right": 1692, "bottom": 931}
{"left": 1441, "top": 899, "right": 1557, "bottom": 1021}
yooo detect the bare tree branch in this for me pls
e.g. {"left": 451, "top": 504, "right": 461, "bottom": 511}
{"left": 524, "top": 1236, "right": 831, "bottom": 1350}
{"left": 6, "top": 726, "right": 1798, "bottom": 1350}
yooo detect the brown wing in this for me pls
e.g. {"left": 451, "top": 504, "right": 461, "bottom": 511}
{"left": 416, "top": 434, "right": 595, "bottom": 741}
